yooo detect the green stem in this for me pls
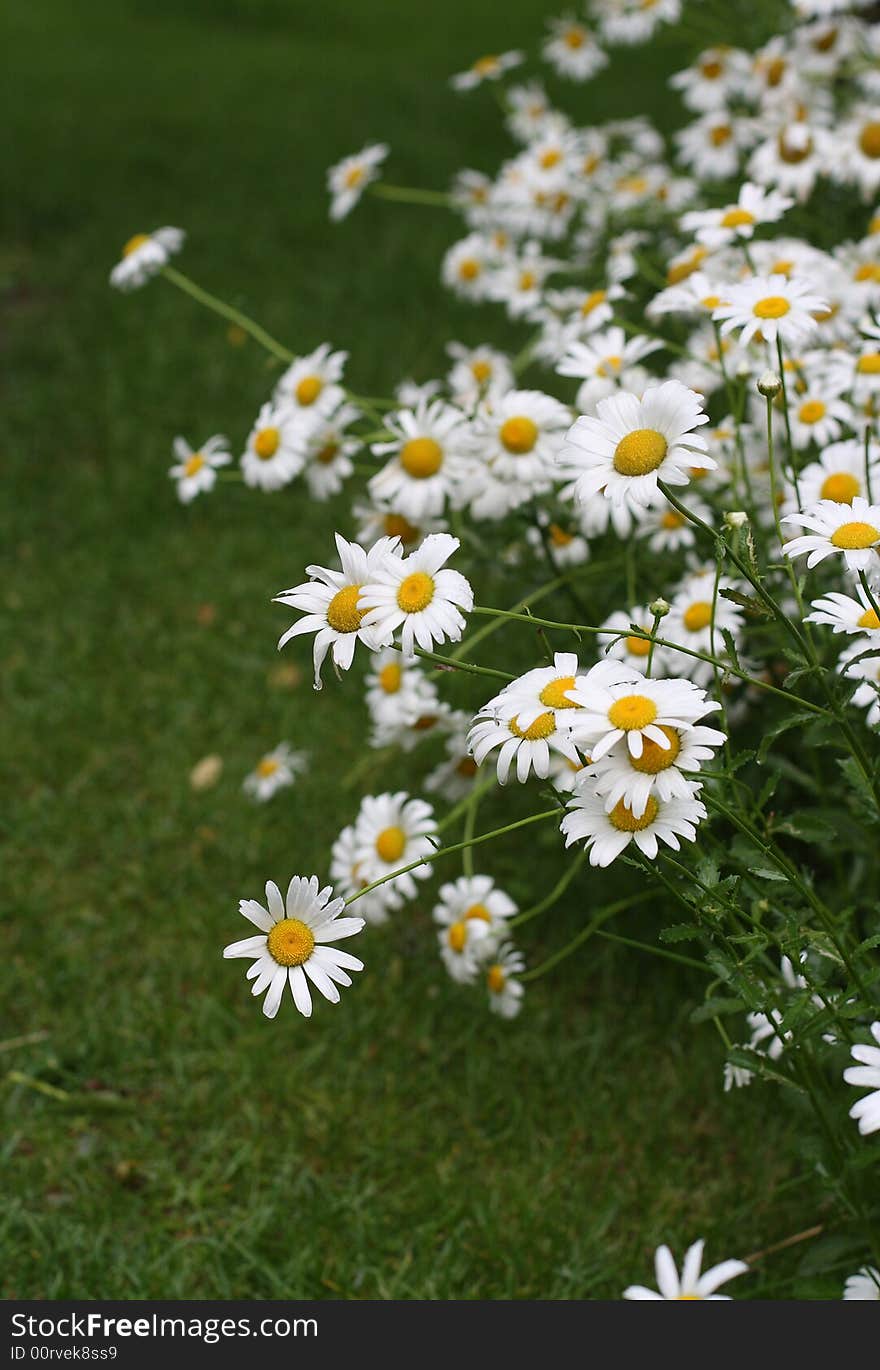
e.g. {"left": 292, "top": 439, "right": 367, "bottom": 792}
{"left": 394, "top": 642, "right": 514, "bottom": 684}
{"left": 370, "top": 183, "right": 454, "bottom": 208}
{"left": 510, "top": 850, "right": 589, "bottom": 927}
{"left": 592, "top": 928, "right": 713, "bottom": 973}
{"left": 161, "top": 266, "right": 295, "bottom": 363}
{"left": 520, "top": 890, "right": 656, "bottom": 981}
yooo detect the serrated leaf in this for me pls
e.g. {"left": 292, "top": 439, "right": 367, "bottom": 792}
{"left": 757, "top": 710, "right": 817, "bottom": 763}
{"left": 717, "top": 586, "right": 773, "bottom": 619}
{"left": 659, "top": 923, "right": 703, "bottom": 944}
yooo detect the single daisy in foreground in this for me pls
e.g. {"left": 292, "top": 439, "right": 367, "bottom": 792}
{"left": 168, "top": 433, "right": 230, "bottom": 504}
{"left": 242, "top": 742, "right": 307, "bottom": 802}
{"left": 327, "top": 143, "right": 388, "bottom": 221}
{"left": 560, "top": 381, "right": 712, "bottom": 511}
{"left": 623, "top": 1239, "right": 748, "bottom": 1300}
{"left": 359, "top": 532, "right": 473, "bottom": 656}
{"left": 843, "top": 1021, "right": 880, "bottom": 1135}
{"left": 223, "top": 876, "right": 364, "bottom": 1019}
{"left": 782, "top": 497, "right": 880, "bottom": 573}
{"left": 110, "top": 226, "right": 184, "bottom": 290}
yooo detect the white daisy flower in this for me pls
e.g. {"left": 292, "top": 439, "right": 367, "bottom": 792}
{"left": 450, "top": 50, "right": 524, "bottom": 91}
{"left": 566, "top": 659, "right": 720, "bottom": 761}
{"left": 487, "top": 241, "right": 562, "bottom": 319}
{"left": 839, "top": 639, "right": 880, "bottom": 729}
{"left": 638, "top": 495, "right": 711, "bottom": 554}
{"left": 674, "top": 111, "right": 754, "bottom": 182}
{"left": 623, "top": 1240, "right": 747, "bottom": 1301}
{"left": 467, "top": 701, "right": 583, "bottom": 785}
{"left": 664, "top": 569, "right": 745, "bottom": 685}
{"left": 437, "top": 915, "right": 492, "bottom": 985}
{"left": 834, "top": 108, "right": 880, "bottom": 200}
{"left": 542, "top": 15, "right": 608, "bottom": 83}
{"left": 441, "top": 233, "right": 494, "bottom": 300}
{"left": 299, "top": 405, "right": 362, "bottom": 500}
{"left": 786, "top": 387, "right": 852, "bottom": 451}
{"left": 329, "top": 823, "right": 401, "bottom": 927}
{"left": 783, "top": 439, "right": 879, "bottom": 514}
{"left": 782, "top": 497, "right": 880, "bottom": 573}
{"left": 358, "top": 532, "right": 473, "bottom": 657}
{"left": 598, "top": 0, "right": 681, "bottom": 47}
{"left": 807, "top": 588, "right": 880, "bottom": 636}
{"left": 670, "top": 47, "right": 752, "bottom": 113}
{"left": 241, "top": 401, "right": 305, "bottom": 492}
{"left": 433, "top": 874, "right": 517, "bottom": 949}
{"left": 327, "top": 143, "right": 388, "bottom": 221}
{"left": 843, "top": 1267, "right": 880, "bottom": 1300}
{"left": 647, "top": 272, "right": 731, "bottom": 321}
{"left": 587, "top": 722, "right": 725, "bottom": 819}
{"left": 526, "top": 518, "right": 590, "bottom": 567}
{"left": 273, "top": 343, "right": 347, "bottom": 428}
{"left": 556, "top": 327, "right": 661, "bottom": 413}
{"left": 351, "top": 792, "right": 437, "bottom": 900}
{"left": 504, "top": 81, "right": 554, "bottom": 143}
{"left": 364, "top": 647, "right": 437, "bottom": 730}
{"left": 561, "top": 782, "right": 707, "bottom": 867}
{"left": 748, "top": 119, "right": 832, "bottom": 202}
{"left": 484, "top": 943, "right": 526, "bottom": 1018}
{"left": 559, "top": 380, "right": 713, "bottom": 512}
{"left": 223, "top": 875, "right": 364, "bottom": 1019}
{"left": 843, "top": 1021, "right": 880, "bottom": 1135}
{"left": 713, "top": 274, "right": 828, "bottom": 349}
{"left": 109, "top": 227, "right": 184, "bottom": 291}
{"left": 242, "top": 742, "right": 307, "bottom": 803}
{"left": 446, "top": 342, "right": 515, "bottom": 410}
{"left": 489, "top": 652, "right": 587, "bottom": 730}
{"left": 274, "top": 533, "right": 400, "bottom": 688}
{"left": 368, "top": 399, "right": 469, "bottom": 521}
{"left": 466, "top": 389, "right": 572, "bottom": 513}
{"left": 681, "top": 183, "right": 793, "bottom": 250}
{"left": 598, "top": 605, "right": 670, "bottom": 676}
{"left": 168, "top": 433, "right": 230, "bottom": 504}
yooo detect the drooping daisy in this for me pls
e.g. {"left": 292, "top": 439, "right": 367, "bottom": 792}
{"left": 561, "top": 781, "right": 707, "bottom": 866}
{"left": 623, "top": 1240, "right": 748, "bottom": 1301}
{"left": 484, "top": 943, "right": 526, "bottom": 1018}
{"left": 368, "top": 399, "right": 470, "bottom": 520}
{"left": 806, "top": 587, "right": 880, "bottom": 636}
{"left": 681, "top": 183, "right": 793, "bottom": 250}
{"left": 351, "top": 792, "right": 437, "bottom": 900}
{"left": 241, "top": 402, "right": 305, "bottom": 492}
{"left": 587, "top": 721, "right": 725, "bottom": 819}
{"left": 782, "top": 497, "right": 880, "bottom": 573}
{"left": 223, "top": 875, "right": 364, "bottom": 1019}
{"left": 450, "top": 50, "right": 524, "bottom": 91}
{"left": 566, "top": 660, "right": 720, "bottom": 761}
{"left": 327, "top": 143, "right": 388, "bottom": 221}
{"left": 273, "top": 344, "right": 347, "bottom": 428}
{"left": 559, "top": 381, "right": 713, "bottom": 512}
{"left": 713, "top": 273, "right": 828, "bottom": 349}
{"left": 358, "top": 532, "right": 473, "bottom": 657}
{"left": 274, "top": 533, "right": 400, "bottom": 687}
{"left": 467, "top": 389, "right": 572, "bottom": 511}
{"left": 242, "top": 742, "right": 307, "bottom": 802}
{"left": 843, "top": 1021, "right": 880, "bottom": 1135}
{"left": 109, "top": 227, "right": 184, "bottom": 291}
{"left": 168, "top": 433, "right": 230, "bottom": 504}
{"left": 542, "top": 15, "right": 608, "bottom": 82}
{"left": 843, "top": 1268, "right": 880, "bottom": 1301}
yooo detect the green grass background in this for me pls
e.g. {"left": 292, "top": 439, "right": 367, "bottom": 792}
{"left": 2, "top": 0, "right": 835, "bottom": 1298}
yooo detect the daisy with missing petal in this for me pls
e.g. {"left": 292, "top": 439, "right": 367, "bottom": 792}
{"left": 713, "top": 274, "right": 828, "bottom": 350}
{"left": 484, "top": 943, "right": 526, "bottom": 1018}
{"left": 566, "top": 659, "right": 720, "bottom": 761}
{"left": 560, "top": 381, "right": 713, "bottom": 513}
{"left": 681, "top": 183, "right": 793, "bottom": 250}
{"left": 843, "top": 1268, "right": 880, "bottom": 1300}
{"left": 450, "top": 51, "right": 524, "bottom": 91}
{"left": 273, "top": 344, "right": 347, "bottom": 428}
{"left": 327, "top": 143, "right": 388, "bottom": 221}
{"left": 368, "top": 399, "right": 469, "bottom": 521}
{"left": 243, "top": 742, "right": 307, "bottom": 803}
{"left": 241, "top": 402, "right": 305, "bottom": 492}
{"left": 782, "top": 497, "right": 880, "bottom": 573}
{"left": 109, "top": 227, "right": 184, "bottom": 291}
{"left": 169, "top": 433, "right": 230, "bottom": 504}
{"left": 359, "top": 532, "right": 473, "bottom": 656}
{"left": 623, "top": 1240, "right": 747, "bottom": 1301}
{"left": 351, "top": 792, "right": 437, "bottom": 900}
{"left": 843, "top": 1021, "right": 880, "bottom": 1135}
{"left": 274, "top": 533, "right": 400, "bottom": 688}
{"left": 587, "top": 722, "right": 725, "bottom": 819}
{"left": 807, "top": 587, "right": 880, "bottom": 636}
{"left": 223, "top": 875, "right": 365, "bottom": 1019}
{"left": 561, "top": 781, "right": 706, "bottom": 867}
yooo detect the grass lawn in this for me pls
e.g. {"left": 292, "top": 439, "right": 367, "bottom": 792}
{"left": 2, "top": 0, "right": 836, "bottom": 1298}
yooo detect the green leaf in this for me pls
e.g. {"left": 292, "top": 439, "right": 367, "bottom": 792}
{"left": 757, "top": 711, "right": 818, "bottom": 763}
{"left": 690, "top": 995, "right": 745, "bottom": 1023}
{"left": 717, "top": 586, "right": 773, "bottom": 619}
{"left": 659, "top": 923, "right": 703, "bottom": 944}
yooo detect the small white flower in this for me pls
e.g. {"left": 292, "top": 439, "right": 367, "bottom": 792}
{"left": 327, "top": 143, "right": 388, "bottom": 221}
{"left": 433, "top": 874, "right": 517, "bottom": 950}
{"left": 223, "top": 876, "right": 364, "bottom": 1019}
{"left": 168, "top": 434, "right": 230, "bottom": 504}
{"left": 843, "top": 1021, "right": 880, "bottom": 1135}
{"left": 351, "top": 792, "right": 437, "bottom": 902}
{"left": 242, "top": 742, "right": 307, "bottom": 803}
{"left": 484, "top": 943, "right": 526, "bottom": 1018}
{"left": 782, "top": 497, "right": 880, "bottom": 573}
{"left": 561, "top": 781, "right": 706, "bottom": 867}
{"left": 359, "top": 532, "right": 473, "bottom": 656}
{"left": 273, "top": 344, "right": 347, "bottom": 428}
{"left": 542, "top": 15, "right": 608, "bottom": 83}
{"left": 450, "top": 51, "right": 524, "bottom": 91}
{"left": 623, "top": 1239, "right": 748, "bottom": 1300}
{"left": 368, "top": 399, "right": 470, "bottom": 520}
{"left": 329, "top": 823, "right": 401, "bottom": 927}
{"left": 713, "top": 273, "right": 828, "bottom": 349}
{"left": 110, "top": 227, "right": 184, "bottom": 291}
{"left": 241, "top": 402, "right": 305, "bottom": 492}
{"left": 681, "top": 183, "right": 793, "bottom": 249}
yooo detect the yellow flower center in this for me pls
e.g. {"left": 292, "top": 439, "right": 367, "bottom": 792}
{"left": 447, "top": 921, "right": 467, "bottom": 953}
{"left": 701, "top": 294, "right": 723, "bottom": 309}
{"left": 459, "top": 258, "right": 481, "bottom": 281}
{"left": 720, "top": 207, "right": 755, "bottom": 229}
{"left": 184, "top": 453, "right": 205, "bottom": 477}
{"left": 465, "top": 903, "right": 492, "bottom": 923}
{"left": 400, "top": 437, "right": 443, "bottom": 478}
{"left": 820, "top": 472, "right": 860, "bottom": 503}
{"left": 753, "top": 295, "right": 791, "bottom": 319}
{"left": 383, "top": 512, "right": 420, "bottom": 543}
{"left": 661, "top": 511, "right": 685, "bottom": 530}
{"left": 295, "top": 375, "right": 323, "bottom": 406}
{"left": 376, "top": 826, "right": 406, "bottom": 863}
{"left": 608, "top": 796, "right": 659, "bottom": 832}
{"left": 710, "top": 125, "right": 732, "bottom": 147}
{"left": 765, "top": 57, "right": 787, "bottom": 86}
{"left": 626, "top": 634, "right": 651, "bottom": 657}
{"left": 617, "top": 175, "right": 649, "bottom": 194}
{"left": 798, "top": 400, "right": 826, "bottom": 424}
{"left": 629, "top": 725, "right": 682, "bottom": 774}
{"left": 829, "top": 522, "right": 880, "bottom": 550}
{"left": 549, "top": 523, "right": 574, "bottom": 547}
{"left": 471, "top": 359, "right": 492, "bottom": 383}
{"left": 257, "top": 757, "right": 280, "bottom": 778}
{"left": 701, "top": 60, "right": 723, "bottom": 79}
{"left": 509, "top": 712, "right": 556, "bottom": 741}
{"left": 326, "top": 584, "right": 365, "bottom": 633}
{"left": 597, "top": 354, "right": 622, "bottom": 377}
{"left": 613, "top": 429, "right": 668, "bottom": 477}
{"left": 396, "top": 571, "right": 435, "bottom": 613}
{"left": 473, "top": 55, "right": 499, "bottom": 75}
{"left": 666, "top": 247, "right": 706, "bottom": 285}
{"left": 607, "top": 694, "right": 658, "bottom": 731}
{"left": 857, "top": 353, "right": 880, "bottom": 375}
{"left": 540, "top": 148, "right": 562, "bottom": 169}
{"left": 581, "top": 289, "right": 606, "bottom": 316}
{"left": 500, "top": 416, "right": 539, "bottom": 454}
{"left": 869, "top": 216, "right": 880, "bottom": 235}
{"left": 854, "top": 263, "right": 880, "bottom": 283}
{"left": 683, "top": 600, "right": 713, "bottom": 632}
{"left": 316, "top": 441, "right": 339, "bottom": 465}
{"left": 778, "top": 132, "right": 812, "bottom": 164}
{"left": 122, "top": 233, "right": 150, "bottom": 257}
{"left": 539, "top": 675, "right": 578, "bottom": 710}
{"left": 379, "top": 662, "right": 402, "bottom": 693}
{"left": 267, "top": 917, "right": 315, "bottom": 967}
{"left": 565, "top": 27, "right": 585, "bottom": 48}
{"left": 487, "top": 964, "right": 506, "bottom": 993}
{"left": 858, "top": 607, "right": 880, "bottom": 629}
{"left": 859, "top": 122, "right": 880, "bottom": 159}
{"left": 344, "top": 165, "right": 365, "bottom": 188}
{"left": 518, "top": 270, "right": 537, "bottom": 291}
{"left": 254, "top": 426, "right": 280, "bottom": 460}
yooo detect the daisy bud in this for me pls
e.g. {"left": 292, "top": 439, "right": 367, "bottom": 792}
{"left": 735, "top": 362, "right": 752, "bottom": 382}
{"left": 757, "top": 371, "right": 781, "bottom": 398}
{"left": 648, "top": 598, "right": 671, "bottom": 618}
{"left": 724, "top": 511, "right": 748, "bottom": 530}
